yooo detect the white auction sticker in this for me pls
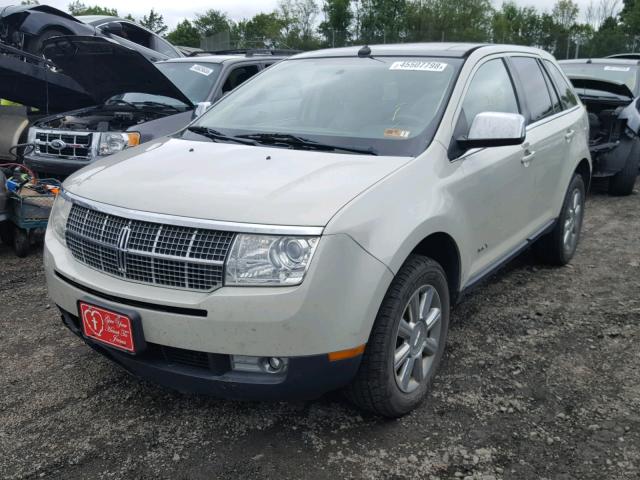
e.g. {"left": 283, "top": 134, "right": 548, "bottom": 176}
{"left": 389, "top": 61, "right": 448, "bottom": 72}
{"left": 190, "top": 64, "right": 214, "bottom": 76}
{"left": 604, "top": 66, "right": 630, "bottom": 72}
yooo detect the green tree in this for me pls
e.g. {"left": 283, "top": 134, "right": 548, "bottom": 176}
{"left": 234, "top": 13, "right": 286, "bottom": 48}
{"left": 165, "top": 19, "right": 200, "bottom": 48}
{"left": 67, "top": 1, "right": 118, "bottom": 16}
{"left": 140, "top": 9, "right": 168, "bottom": 35}
{"left": 319, "top": 0, "right": 353, "bottom": 47}
{"left": 193, "top": 9, "right": 233, "bottom": 38}
{"left": 279, "top": 0, "right": 321, "bottom": 49}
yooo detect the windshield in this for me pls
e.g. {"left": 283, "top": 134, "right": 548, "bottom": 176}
{"left": 188, "top": 56, "right": 462, "bottom": 156}
{"left": 560, "top": 63, "right": 638, "bottom": 95}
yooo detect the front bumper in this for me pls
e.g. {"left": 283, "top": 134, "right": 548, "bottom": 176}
{"left": 60, "top": 308, "right": 361, "bottom": 400}
{"left": 45, "top": 227, "right": 394, "bottom": 396}
{"left": 24, "top": 154, "right": 94, "bottom": 176}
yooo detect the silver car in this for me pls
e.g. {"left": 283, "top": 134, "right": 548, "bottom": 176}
{"left": 44, "top": 43, "right": 591, "bottom": 416}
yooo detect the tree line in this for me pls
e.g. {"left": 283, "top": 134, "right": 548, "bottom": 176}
{"left": 64, "top": 1, "right": 640, "bottom": 58}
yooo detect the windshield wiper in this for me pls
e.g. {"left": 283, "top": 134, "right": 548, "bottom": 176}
{"left": 186, "top": 126, "right": 259, "bottom": 146}
{"left": 236, "top": 133, "right": 378, "bottom": 155}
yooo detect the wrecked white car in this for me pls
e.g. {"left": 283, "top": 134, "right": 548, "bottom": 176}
{"left": 560, "top": 59, "right": 640, "bottom": 195}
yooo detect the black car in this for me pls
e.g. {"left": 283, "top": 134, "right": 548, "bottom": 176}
{"left": 22, "top": 37, "right": 293, "bottom": 177}
{"left": 560, "top": 58, "right": 640, "bottom": 196}
{"left": 0, "top": 4, "right": 181, "bottom": 61}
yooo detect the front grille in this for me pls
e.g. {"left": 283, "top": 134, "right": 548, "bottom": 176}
{"left": 35, "top": 130, "right": 93, "bottom": 160}
{"left": 65, "top": 203, "right": 235, "bottom": 292}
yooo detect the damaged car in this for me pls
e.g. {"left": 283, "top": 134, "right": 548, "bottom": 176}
{"left": 23, "top": 37, "right": 291, "bottom": 176}
{"left": 0, "top": 4, "right": 181, "bottom": 61}
{"left": 560, "top": 58, "right": 640, "bottom": 196}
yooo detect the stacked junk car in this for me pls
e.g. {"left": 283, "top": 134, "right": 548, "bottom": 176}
{"left": 0, "top": 4, "right": 295, "bottom": 255}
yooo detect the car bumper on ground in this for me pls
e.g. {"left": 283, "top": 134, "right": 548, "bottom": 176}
{"left": 44, "top": 228, "right": 393, "bottom": 398}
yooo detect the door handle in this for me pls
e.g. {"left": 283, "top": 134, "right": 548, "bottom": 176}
{"left": 565, "top": 129, "right": 576, "bottom": 141}
{"left": 521, "top": 149, "right": 536, "bottom": 166}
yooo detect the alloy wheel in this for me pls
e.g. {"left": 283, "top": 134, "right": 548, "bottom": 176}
{"left": 393, "top": 285, "right": 442, "bottom": 393}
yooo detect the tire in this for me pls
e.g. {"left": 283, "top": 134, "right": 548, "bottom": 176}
{"left": 0, "top": 222, "right": 13, "bottom": 246}
{"left": 534, "top": 173, "right": 586, "bottom": 266}
{"left": 345, "top": 255, "right": 450, "bottom": 417}
{"left": 13, "top": 227, "right": 29, "bottom": 258}
{"left": 608, "top": 147, "right": 639, "bottom": 196}
{"left": 26, "top": 29, "right": 68, "bottom": 56}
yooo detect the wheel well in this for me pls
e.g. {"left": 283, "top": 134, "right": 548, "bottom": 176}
{"left": 411, "top": 232, "right": 461, "bottom": 303}
{"left": 575, "top": 158, "right": 591, "bottom": 190}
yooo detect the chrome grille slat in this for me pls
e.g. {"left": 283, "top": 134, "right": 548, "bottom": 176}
{"left": 65, "top": 204, "right": 234, "bottom": 292}
{"left": 34, "top": 129, "right": 94, "bottom": 160}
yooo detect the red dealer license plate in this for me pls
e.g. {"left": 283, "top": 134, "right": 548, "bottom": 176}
{"left": 80, "top": 302, "right": 135, "bottom": 353}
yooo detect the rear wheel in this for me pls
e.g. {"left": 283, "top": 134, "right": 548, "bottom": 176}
{"left": 534, "top": 173, "right": 585, "bottom": 265}
{"left": 345, "top": 255, "right": 450, "bottom": 417}
{"left": 608, "top": 146, "right": 639, "bottom": 196}
{"left": 26, "top": 29, "right": 68, "bottom": 56}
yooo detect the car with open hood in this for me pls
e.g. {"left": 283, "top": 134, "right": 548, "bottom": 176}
{"left": 23, "top": 37, "right": 291, "bottom": 177}
{"left": 560, "top": 58, "right": 640, "bottom": 195}
{"left": 45, "top": 43, "right": 591, "bottom": 416}
{"left": 0, "top": 4, "right": 181, "bottom": 61}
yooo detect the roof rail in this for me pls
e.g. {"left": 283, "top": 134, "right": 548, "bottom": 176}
{"left": 188, "top": 48, "right": 302, "bottom": 58}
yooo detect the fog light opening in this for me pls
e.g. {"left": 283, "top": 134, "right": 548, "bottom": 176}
{"left": 231, "top": 355, "right": 288, "bottom": 374}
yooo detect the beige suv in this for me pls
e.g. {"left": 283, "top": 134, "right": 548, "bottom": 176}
{"left": 45, "top": 43, "right": 591, "bottom": 416}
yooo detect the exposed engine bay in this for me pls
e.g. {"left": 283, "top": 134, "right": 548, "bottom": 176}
{"left": 36, "top": 106, "right": 168, "bottom": 132}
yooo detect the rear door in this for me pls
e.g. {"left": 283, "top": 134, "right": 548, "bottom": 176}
{"left": 452, "top": 56, "right": 537, "bottom": 277}
{"left": 507, "top": 56, "right": 571, "bottom": 229}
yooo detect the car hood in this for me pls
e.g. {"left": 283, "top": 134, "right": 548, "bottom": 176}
{"left": 567, "top": 76, "right": 635, "bottom": 100}
{"left": 63, "top": 138, "right": 411, "bottom": 226}
{"left": 42, "top": 36, "right": 193, "bottom": 107}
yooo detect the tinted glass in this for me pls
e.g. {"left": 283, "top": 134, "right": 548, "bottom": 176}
{"left": 461, "top": 59, "right": 519, "bottom": 129}
{"left": 511, "top": 57, "right": 555, "bottom": 123}
{"left": 541, "top": 64, "right": 562, "bottom": 113}
{"left": 192, "top": 57, "right": 463, "bottom": 157}
{"left": 545, "top": 60, "right": 579, "bottom": 108}
{"left": 222, "top": 65, "right": 261, "bottom": 93}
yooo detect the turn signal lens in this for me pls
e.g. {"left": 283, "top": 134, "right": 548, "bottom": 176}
{"left": 328, "top": 344, "right": 366, "bottom": 362}
{"left": 126, "top": 132, "right": 141, "bottom": 147}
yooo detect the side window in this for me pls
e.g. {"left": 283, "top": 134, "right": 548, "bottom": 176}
{"left": 461, "top": 58, "right": 519, "bottom": 129}
{"left": 544, "top": 60, "right": 579, "bottom": 109}
{"left": 510, "top": 57, "right": 555, "bottom": 123}
{"left": 221, "top": 65, "right": 260, "bottom": 94}
{"left": 540, "top": 61, "right": 562, "bottom": 113}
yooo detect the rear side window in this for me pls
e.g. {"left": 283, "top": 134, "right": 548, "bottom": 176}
{"left": 510, "top": 57, "right": 555, "bottom": 123}
{"left": 544, "top": 60, "right": 579, "bottom": 109}
{"left": 461, "top": 59, "right": 519, "bottom": 129}
{"left": 222, "top": 65, "right": 260, "bottom": 94}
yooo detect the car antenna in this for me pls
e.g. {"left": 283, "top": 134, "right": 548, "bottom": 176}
{"left": 358, "top": 45, "right": 371, "bottom": 58}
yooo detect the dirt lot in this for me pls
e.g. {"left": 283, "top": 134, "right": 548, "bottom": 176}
{"left": 1, "top": 181, "right": 639, "bottom": 480}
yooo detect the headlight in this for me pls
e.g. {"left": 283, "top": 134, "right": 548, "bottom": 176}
{"left": 48, "top": 193, "right": 72, "bottom": 242}
{"left": 27, "top": 127, "right": 36, "bottom": 145}
{"left": 225, "top": 235, "right": 320, "bottom": 286}
{"left": 98, "top": 132, "right": 140, "bottom": 156}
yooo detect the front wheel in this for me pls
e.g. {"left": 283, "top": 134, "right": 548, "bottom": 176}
{"left": 13, "top": 227, "right": 30, "bottom": 258}
{"left": 345, "top": 255, "right": 450, "bottom": 417}
{"left": 534, "top": 173, "right": 586, "bottom": 265}
{"left": 26, "top": 29, "right": 67, "bottom": 56}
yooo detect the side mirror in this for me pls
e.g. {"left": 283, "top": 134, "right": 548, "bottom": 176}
{"left": 100, "top": 22, "right": 124, "bottom": 36}
{"left": 194, "top": 102, "right": 212, "bottom": 118}
{"left": 457, "top": 112, "right": 526, "bottom": 150}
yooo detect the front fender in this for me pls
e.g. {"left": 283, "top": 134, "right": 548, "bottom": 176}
{"left": 13, "top": 10, "right": 94, "bottom": 37}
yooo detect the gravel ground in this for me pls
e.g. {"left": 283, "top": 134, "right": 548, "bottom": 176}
{"left": 1, "top": 181, "right": 639, "bottom": 480}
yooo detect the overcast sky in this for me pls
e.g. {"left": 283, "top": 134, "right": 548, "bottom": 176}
{"left": 0, "top": 1, "right": 614, "bottom": 28}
